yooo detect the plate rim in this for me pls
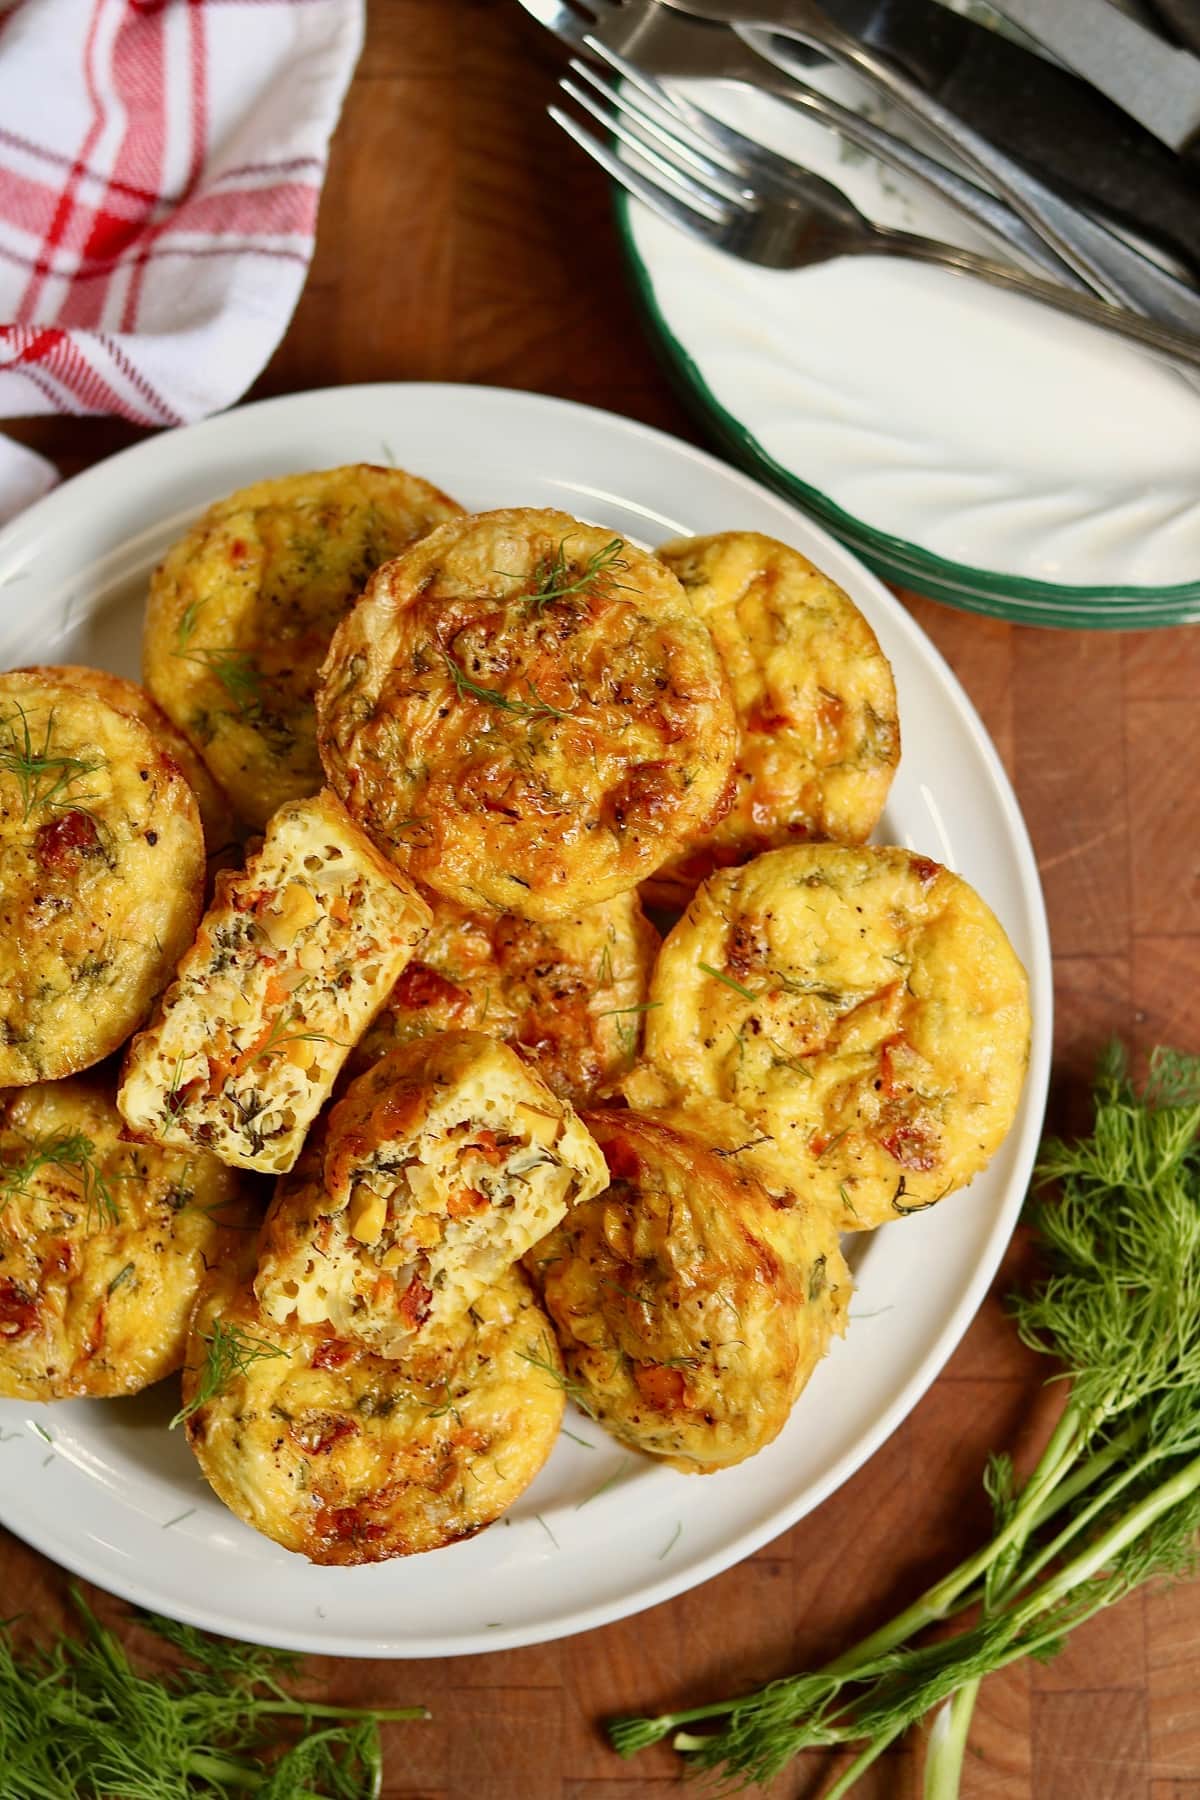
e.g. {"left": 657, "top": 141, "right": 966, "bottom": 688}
{"left": 615, "top": 193, "right": 1200, "bottom": 621}
{"left": 0, "top": 379, "right": 1054, "bottom": 1656}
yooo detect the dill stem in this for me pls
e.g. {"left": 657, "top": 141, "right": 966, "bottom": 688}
{"left": 1021, "top": 1418, "right": 1145, "bottom": 1536}
{"left": 242, "top": 1699, "right": 430, "bottom": 1723}
{"left": 1000, "top": 1442, "right": 1166, "bottom": 1606}
{"left": 1005, "top": 1443, "right": 1200, "bottom": 1631}
{"left": 821, "top": 1719, "right": 906, "bottom": 1799}
{"left": 923, "top": 1682, "right": 979, "bottom": 1800}
{"left": 612, "top": 1415, "right": 1091, "bottom": 1753}
{"left": 919, "top": 1410, "right": 1139, "bottom": 1795}
{"left": 821, "top": 1405, "right": 1085, "bottom": 1679}
{"left": 183, "top": 1751, "right": 264, "bottom": 1790}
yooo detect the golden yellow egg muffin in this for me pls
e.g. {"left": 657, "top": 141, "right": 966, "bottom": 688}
{"left": 0, "top": 671, "right": 205, "bottom": 1086}
{"left": 348, "top": 890, "right": 660, "bottom": 1106}
{"left": 315, "top": 508, "right": 738, "bottom": 920}
{"left": 642, "top": 844, "right": 1031, "bottom": 1230}
{"left": 644, "top": 532, "right": 900, "bottom": 907}
{"left": 118, "top": 789, "right": 431, "bottom": 1174}
{"left": 17, "top": 663, "right": 238, "bottom": 865}
{"left": 255, "top": 1031, "right": 607, "bottom": 1352}
{"left": 530, "top": 1108, "right": 849, "bottom": 1472}
{"left": 183, "top": 1255, "right": 563, "bottom": 1563}
{"left": 0, "top": 1079, "right": 257, "bottom": 1400}
{"left": 143, "top": 465, "right": 464, "bottom": 828}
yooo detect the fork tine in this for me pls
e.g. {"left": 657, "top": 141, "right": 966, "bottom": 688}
{"left": 566, "top": 57, "right": 750, "bottom": 202}
{"left": 548, "top": 105, "right": 728, "bottom": 244}
{"left": 558, "top": 75, "right": 736, "bottom": 220}
{"left": 580, "top": 34, "right": 755, "bottom": 184}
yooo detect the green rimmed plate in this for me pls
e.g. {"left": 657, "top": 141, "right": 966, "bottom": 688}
{"left": 614, "top": 75, "right": 1200, "bottom": 627}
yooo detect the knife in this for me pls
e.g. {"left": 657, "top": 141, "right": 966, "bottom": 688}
{"left": 1150, "top": 0, "right": 1200, "bottom": 58}
{"left": 984, "top": 0, "right": 1200, "bottom": 153}
{"left": 800, "top": 0, "right": 1200, "bottom": 266}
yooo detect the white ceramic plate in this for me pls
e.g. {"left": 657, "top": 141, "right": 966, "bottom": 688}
{"left": 617, "top": 66, "right": 1200, "bottom": 621}
{"left": 0, "top": 383, "right": 1051, "bottom": 1657}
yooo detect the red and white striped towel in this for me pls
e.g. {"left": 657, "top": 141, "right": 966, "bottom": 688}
{"left": 0, "top": 0, "right": 363, "bottom": 523}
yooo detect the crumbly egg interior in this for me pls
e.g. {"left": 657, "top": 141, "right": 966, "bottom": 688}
{"left": 268, "top": 1074, "right": 591, "bottom": 1347}
{"left": 119, "top": 796, "right": 428, "bottom": 1172}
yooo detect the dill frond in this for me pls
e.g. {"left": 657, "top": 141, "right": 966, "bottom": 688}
{"left": 442, "top": 652, "right": 570, "bottom": 721}
{"left": 605, "top": 1044, "right": 1200, "bottom": 1796}
{"left": 247, "top": 1014, "right": 346, "bottom": 1069}
{"left": 516, "top": 1334, "right": 597, "bottom": 1419}
{"left": 0, "top": 1587, "right": 426, "bottom": 1797}
{"left": 0, "top": 1131, "right": 123, "bottom": 1229}
{"left": 175, "top": 646, "right": 267, "bottom": 722}
{"left": 174, "top": 597, "right": 205, "bottom": 653}
{"left": 0, "top": 703, "right": 103, "bottom": 822}
{"left": 525, "top": 535, "right": 628, "bottom": 611}
{"left": 697, "top": 961, "right": 759, "bottom": 1002}
{"left": 171, "top": 1318, "right": 290, "bottom": 1428}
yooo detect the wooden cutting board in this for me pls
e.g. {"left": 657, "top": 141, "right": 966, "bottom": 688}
{"left": 4, "top": 4, "right": 1199, "bottom": 1794}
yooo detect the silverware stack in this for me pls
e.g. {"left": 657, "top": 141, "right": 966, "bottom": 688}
{"left": 518, "top": 0, "right": 1200, "bottom": 375}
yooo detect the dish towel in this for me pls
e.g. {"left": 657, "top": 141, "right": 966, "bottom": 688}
{"left": 0, "top": 0, "right": 364, "bottom": 526}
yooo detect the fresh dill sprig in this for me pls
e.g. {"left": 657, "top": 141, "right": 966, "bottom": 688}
{"left": 607, "top": 1045, "right": 1200, "bottom": 1798}
{"left": 0, "top": 1587, "right": 426, "bottom": 1797}
{"left": 441, "top": 652, "right": 570, "bottom": 720}
{"left": 425, "top": 1383, "right": 463, "bottom": 1427}
{"left": 171, "top": 1317, "right": 290, "bottom": 1428}
{"left": 524, "top": 535, "right": 627, "bottom": 611}
{"left": 174, "top": 597, "right": 205, "bottom": 653}
{"left": 0, "top": 1131, "right": 123, "bottom": 1229}
{"left": 516, "top": 1335, "right": 598, "bottom": 1419}
{"left": 0, "top": 703, "right": 103, "bottom": 822}
{"left": 163, "top": 1054, "right": 190, "bottom": 1123}
{"left": 658, "top": 1520, "right": 683, "bottom": 1560}
{"left": 595, "top": 1000, "right": 661, "bottom": 1058}
{"left": 175, "top": 646, "right": 267, "bottom": 722}
{"left": 247, "top": 1014, "right": 345, "bottom": 1069}
{"left": 697, "top": 961, "right": 759, "bottom": 1002}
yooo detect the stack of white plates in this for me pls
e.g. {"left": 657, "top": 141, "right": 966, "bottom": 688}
{"left": 616, "top": 74, "right": 1200, "bottom": 627}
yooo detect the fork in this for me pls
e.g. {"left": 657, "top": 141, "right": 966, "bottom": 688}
{"left": 550, "top": 61, "right": 1200, "bottom": 371}
{"left": 516, "top": 0, "right": 1079, "bottom": 281}
{"left": 654, "top": 0, "right": 1200, "bottom": 331}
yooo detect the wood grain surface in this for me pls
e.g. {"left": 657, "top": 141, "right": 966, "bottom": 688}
{"left": 4, "top": 4, "right": 1200, "bottom": 1796}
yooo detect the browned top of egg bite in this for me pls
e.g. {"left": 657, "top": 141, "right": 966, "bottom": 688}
{"left": 316, "top": 508, "right": 738, "bottom": 920}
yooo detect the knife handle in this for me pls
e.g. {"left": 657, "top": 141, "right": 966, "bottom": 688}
{"left": 1148, "top": 0, "right": 1200, "bottom": 59}
{"left": 738, "top": 8, "right": 1200, "bottom": 330}
{"left": 835, "top": 0, "right": 1200, "bottom": 261}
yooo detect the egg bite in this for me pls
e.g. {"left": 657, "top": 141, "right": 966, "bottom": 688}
{"left": 255, "top": 1031, "right": 608, "bottom": 1352}
{"left": 644, "top": 532, "right": 899, "bottom": 907}
{"left": 641, "top": 844, "right": 1031, "bottom": 1230}
{"left": 17, "top": 663, "right": 238, "bottom": 866}
{"left": 348, "top": 890, "right": 660, "bottom": 1106}
{"left": 143, "top": 464, "right": 464, "bottom": 827}
{"left": 0, "top": 1078, "right": 257, "bottom": 1401}
{"left": 315, "top": 508, "right": 738, "bottom": 920}
{"left": 117, "top": 789, "right": 431, "bottom": 1174}
{"left": 530, "top": 1108, "right": 849, "bottom": 1472}
{"left": 183, "top": 1254, "right": 563, "bottom": 1563}
{"left": 0, "top": 670, "right": 205, "bottom": 1086}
